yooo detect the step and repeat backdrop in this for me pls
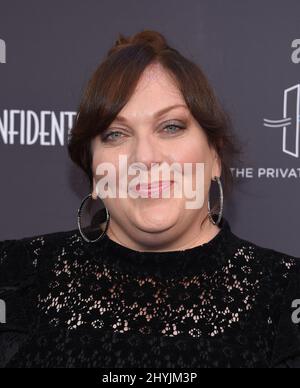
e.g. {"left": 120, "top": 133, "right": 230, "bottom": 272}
{"left": 0, "top": 0, "right": 299, "bottom": 256}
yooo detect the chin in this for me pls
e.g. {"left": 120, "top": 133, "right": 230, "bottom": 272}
{"left": 135, "top": 213, "right": 178, "bottom": 234}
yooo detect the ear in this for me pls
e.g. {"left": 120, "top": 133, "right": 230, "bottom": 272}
{"left": 92, "top": 177, "right": 98, "bottom": 200}
{"left": 211, "top": 150, "right": 222, "bottom": 179}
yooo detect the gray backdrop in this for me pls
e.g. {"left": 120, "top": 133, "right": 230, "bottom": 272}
{"left": 0, "top": 0, "right": 299, "bottom": 257}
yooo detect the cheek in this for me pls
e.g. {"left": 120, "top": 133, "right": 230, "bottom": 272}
{"left": 172, "top": 126, "right": 210, "bottom": 160}
{"left": 168, "top": 135, "right": 212, "bottom": 172}
{"left": 92, "top": 147, "right": 122, "bottom": 178}
{"left": 169, "top": 137, "right": 213, "bottom": 194}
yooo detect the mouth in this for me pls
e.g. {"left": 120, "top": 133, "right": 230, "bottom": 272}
{"left": 135, "top": 180, "right": 174, "bottom": 196}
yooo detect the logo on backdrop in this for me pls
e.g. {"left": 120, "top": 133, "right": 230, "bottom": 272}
{"left": 0, "top": 38, "right": 6, "bottom": 64}
{"left": 232, "top": 83, "right": 300, "bottom": 180}
{"left": 231, "top": 42, "right": 300, "bottom": 181}
{"left": 0, "top": 110, "right": 77, "bottom": 146}
{"left": 0, "top": 37, "right": 75, "bottom": 145}
{"left": 232, "top": 74, "right": 300, "bottom": 180}
{"left": 263, "top": 84, "right": 300, "bottom": 159}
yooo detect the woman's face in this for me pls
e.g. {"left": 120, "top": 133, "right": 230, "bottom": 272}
{"left": 91, "top": 63, "right": 221, "bottom": 250}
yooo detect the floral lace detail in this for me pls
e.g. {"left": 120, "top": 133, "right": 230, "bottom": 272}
{"left": 0, "top": 218, "right": 299, "bottom": 368}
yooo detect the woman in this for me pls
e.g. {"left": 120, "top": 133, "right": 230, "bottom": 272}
{"left": 0, "top": 30, "right": 299, "bottom": 368}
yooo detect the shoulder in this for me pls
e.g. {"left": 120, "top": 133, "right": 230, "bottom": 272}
{"left": 0, "top": 229, "right": 82, "bottom": 368}
{"left": 231, "top": 232, "right": 300, "bottom": 367}
{"left": 0, "top": 228, "right": 84, "bottom": 284}
{"left": 228, "top": 232, "right": 300, "bottom": 367}
{"left": 227, "top": 231, "right": 300, "bottom": 317}
{"left": 229, "top": 231, "right": 300, "bottom": 282}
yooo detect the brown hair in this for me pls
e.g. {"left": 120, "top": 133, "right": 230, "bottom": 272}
{"left": 68, "top": 30, "right": 243, "bottom": 221}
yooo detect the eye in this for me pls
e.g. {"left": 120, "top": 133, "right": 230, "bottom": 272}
{"left": 101, "top": 122, "right": 186, "bottom": 143}
{"left": 101, "top": 131, "right": 125, "bottom": 142}
{"left": 162, "top": 123, "right": 186, "bottom": 135}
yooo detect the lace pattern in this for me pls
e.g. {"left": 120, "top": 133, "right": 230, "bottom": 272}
{"left": 0, "top": 218, "right": 299, "bottom": 368}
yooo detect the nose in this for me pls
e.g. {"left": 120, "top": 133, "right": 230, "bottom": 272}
{"left": 130, "top": 133, "right": 164, "bottom": 170}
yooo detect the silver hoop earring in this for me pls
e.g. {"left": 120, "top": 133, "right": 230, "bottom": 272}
{"left": 208, "top": 176, "right": 224, "bottom": 226}
{"left": 77, "top": 193, "right": 110, "bottom": 243}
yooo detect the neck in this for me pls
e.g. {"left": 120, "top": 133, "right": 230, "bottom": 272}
{"left": 105, "top": 213, "right": 221, "bottom": 253}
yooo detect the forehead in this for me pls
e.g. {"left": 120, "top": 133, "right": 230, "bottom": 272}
{"left": 136, "top": 63, "right": 180, "bottom": 96}
{"left": 115, "top": 63, "right": 187, "bottom": 122}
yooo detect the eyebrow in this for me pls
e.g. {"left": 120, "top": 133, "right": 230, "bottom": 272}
{"left": 113, "top": 104, "right": 188, "bottom": 123}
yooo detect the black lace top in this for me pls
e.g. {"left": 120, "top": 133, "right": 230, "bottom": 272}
{"left": 0, "top": 217, "right": 300, "bottom": 368}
